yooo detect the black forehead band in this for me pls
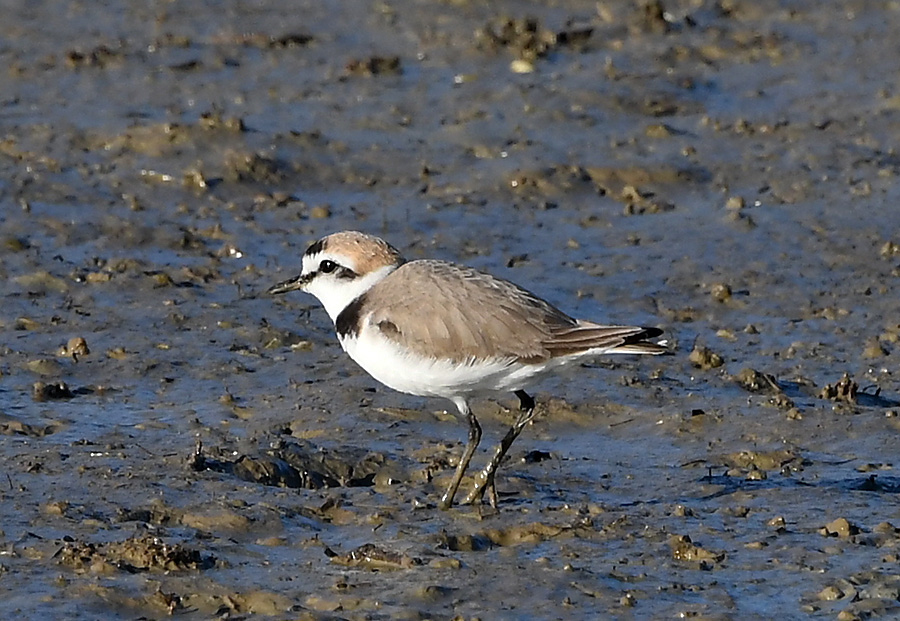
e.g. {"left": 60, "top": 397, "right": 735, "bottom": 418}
{"left": 304, "top": 238, "right": 326, "bottom": 257}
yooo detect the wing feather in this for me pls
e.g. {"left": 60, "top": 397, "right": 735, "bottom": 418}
{"left": 361, "top": 260, "right": 663, "bottom": 364}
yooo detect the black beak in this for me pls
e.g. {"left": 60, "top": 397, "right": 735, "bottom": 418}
{"left": 267, "top": 273, "right": 311, "bottom": 295}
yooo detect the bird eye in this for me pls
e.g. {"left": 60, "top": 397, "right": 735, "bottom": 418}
{"left": 319, "top": 260, "right": 338, "bottom": 274}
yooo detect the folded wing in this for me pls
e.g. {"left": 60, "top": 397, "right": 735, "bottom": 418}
{"left": 361, "top": 260, "right": 665, "bottom": 364}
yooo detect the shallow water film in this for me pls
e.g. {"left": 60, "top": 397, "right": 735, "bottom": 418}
{"left": 2, "top": 1, "right": 900, "bottom": 619}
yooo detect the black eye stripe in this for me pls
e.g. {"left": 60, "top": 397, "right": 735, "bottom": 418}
{"left": 336, "top": 267, "right": 358, "bottom": 279}
{"left": 315, "top": 259, "right": 357, "bottom": 280}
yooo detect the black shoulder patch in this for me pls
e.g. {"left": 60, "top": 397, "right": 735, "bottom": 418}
{"left": 335, "top": 294, "right": 367, "bottom": 338}
{"left": 304, "top": 238, "right": 326, "bottom": 257}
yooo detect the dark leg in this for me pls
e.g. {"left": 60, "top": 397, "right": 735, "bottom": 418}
{"left": 439, "top": 400, "right": 481, "bottom": 510}
{"left": 462, "top": 390, "right": 536, "bottom": 507}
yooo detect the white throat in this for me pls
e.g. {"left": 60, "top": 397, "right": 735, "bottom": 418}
{"left": 307, "top": 264, "right": 397, "bottom": 323}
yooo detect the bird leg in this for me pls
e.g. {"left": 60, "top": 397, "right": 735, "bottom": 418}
{"left": 439, "top": 404, "right": 481, "bottom": 510}
{"left": 462, "top": 390, "right": 536, "bottom": 507}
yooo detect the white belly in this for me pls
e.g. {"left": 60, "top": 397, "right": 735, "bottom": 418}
{"left": 338, "top": 326, "right": 558, "bottom": 400}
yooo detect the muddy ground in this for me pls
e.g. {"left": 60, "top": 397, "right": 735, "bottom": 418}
{"left": 2, "top": 0, "right": 900, "bottom": 619}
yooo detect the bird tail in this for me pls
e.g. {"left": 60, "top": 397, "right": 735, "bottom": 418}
{"left": 545, "top": 323, "right": 667, "bottom": 358}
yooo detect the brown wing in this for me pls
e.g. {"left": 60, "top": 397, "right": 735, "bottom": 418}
{"left": 544, "top": 322, "right": 666, "bottom": 358}
{"left": 360, "top": 260, "right": 663, "bottom": 363}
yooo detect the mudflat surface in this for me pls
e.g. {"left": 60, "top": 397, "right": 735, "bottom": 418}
{"left": 1, "top": 1, "right": 899, "bottom": 619}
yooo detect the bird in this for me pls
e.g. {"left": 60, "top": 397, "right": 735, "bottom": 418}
{"left": 268, "top": 231, "right": 666, "bottom": 509}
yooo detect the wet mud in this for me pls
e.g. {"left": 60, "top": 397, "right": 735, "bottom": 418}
{"left": 2, "top": 1, "right": 900, "bottom": 618}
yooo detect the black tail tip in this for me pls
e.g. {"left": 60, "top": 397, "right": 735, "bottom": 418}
{"left": 641, "top": 326, "right": 664, "bottom": 339}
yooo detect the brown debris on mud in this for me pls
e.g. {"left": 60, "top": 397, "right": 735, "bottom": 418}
{"left": 56, "top": 535, "right": 215, "bottom": 573}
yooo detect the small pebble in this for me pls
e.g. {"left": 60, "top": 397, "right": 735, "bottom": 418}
{"left": 309, "top": 204, "right": 331, "bottom": 219}
{"left": 510, "top": 59, "right": 534, "bottom": 73}
{"left": 725, "top": 196, "right": 745, "bottom": 210}
{"left": 710, "top": 283, "right": 732, "bottom": 302}
{"left": 59, "top": 336, "right": 90, "bottom": 361}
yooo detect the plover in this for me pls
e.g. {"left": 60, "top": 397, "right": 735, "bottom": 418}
{"left": 268, "top": 231, "right": 665, "bottom": 509}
